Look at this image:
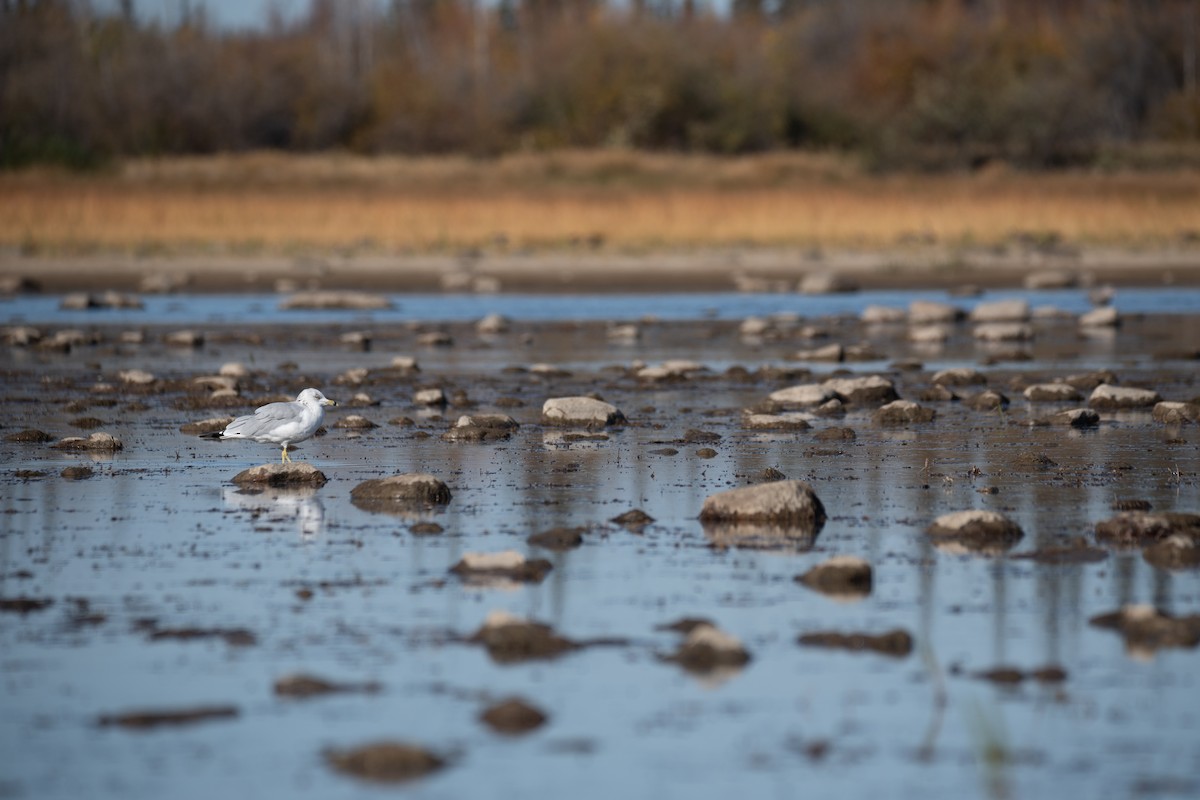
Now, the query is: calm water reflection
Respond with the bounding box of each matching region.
[1,292,1198,800]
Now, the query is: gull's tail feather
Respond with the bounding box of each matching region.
[199,431,225,440]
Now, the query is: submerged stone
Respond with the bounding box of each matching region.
[479,698,548,735]
[873,400,935,425]
[1089,383,1161,410]
[450,551,553,585]
[1023,383,1082,402]
[1152,401,1200,424]
[6,428,53,443]
[926,510,1024,553]
[1143,535,1200,570]
[541,396,626,427]
[1089,605,1200,653]
[273,674,382,699]
[699,480,826,527]
[767,384,835,408]
[743,412,812,431]
[98,705,238,729]
[795,556,873,601]
[350,474,452,513]
[468,610,577,664]
[325,741,445,783]
[932,367,986,386]
[1094,512,1200,546]
[797,629,913,657]
[232,462,328,488]
[610,509,655,531]
[527,527,586,551]
[821,375,898,406]
[663,623,752,673]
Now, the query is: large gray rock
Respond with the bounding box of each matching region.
[932,368,986,387]
[233,462,328,487]
[795,556,873,601]
[873,400,935,425]
[1144,536,1200,571]
[926,510,1024,553]
[1089,384,1161,410]
[700,480,826,526]
[1094,512,1200,546]
[700,481,826,548]
[1153,402,1200,424]
[467,610,577,664]
[1089,605,1200,653]
[541,397,626,427]
[350,474,452,513]
[325,741,444,783]
[449,551,552,586]
[767,384,836,408]
[743,412,812,432]
[663,623,752,674]
[1023,383,1082,402]
[442,413,519,442]
[821,375,898,406]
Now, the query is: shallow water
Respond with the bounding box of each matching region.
[1,291,1199,800]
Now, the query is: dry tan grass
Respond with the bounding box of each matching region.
[2,151,1197,255]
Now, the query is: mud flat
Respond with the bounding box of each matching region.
[1,287,1198,800]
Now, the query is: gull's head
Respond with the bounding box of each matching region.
[298,388,336,407]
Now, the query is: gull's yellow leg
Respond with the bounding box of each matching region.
[281,446,290,464]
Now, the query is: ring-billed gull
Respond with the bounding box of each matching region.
[208,388,336,463]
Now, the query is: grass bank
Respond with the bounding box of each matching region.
[2,151,1198,257]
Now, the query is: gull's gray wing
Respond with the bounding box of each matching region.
[223,401,303,438]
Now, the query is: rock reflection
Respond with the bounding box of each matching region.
[701,520,819,551]
[223,485,325,538]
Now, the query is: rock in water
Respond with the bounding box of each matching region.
[700,480,826,550]
[795,556,873,600]
[325,741,444,783]
[541,397,626,427]
[664,623,752,673]
[873,400,935,425]
[1094,512,1200,546]
[1089,605,1200,654]
[1088,384,1161,410]
[232,462,328,488]
[699,480,826,526]
[797,629,913,657]
[449,551,553,586]
[350,474,452,513]
[467,610,577,664]
[926,510,1024,554]
[479,698,548,735]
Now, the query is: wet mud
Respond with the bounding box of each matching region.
[1,288,1199,799]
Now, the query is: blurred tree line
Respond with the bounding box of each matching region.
[2,0,1198,169]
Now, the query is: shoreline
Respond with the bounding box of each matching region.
[3,246,1200,294]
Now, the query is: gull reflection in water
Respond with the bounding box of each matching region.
[223,485,326,538]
